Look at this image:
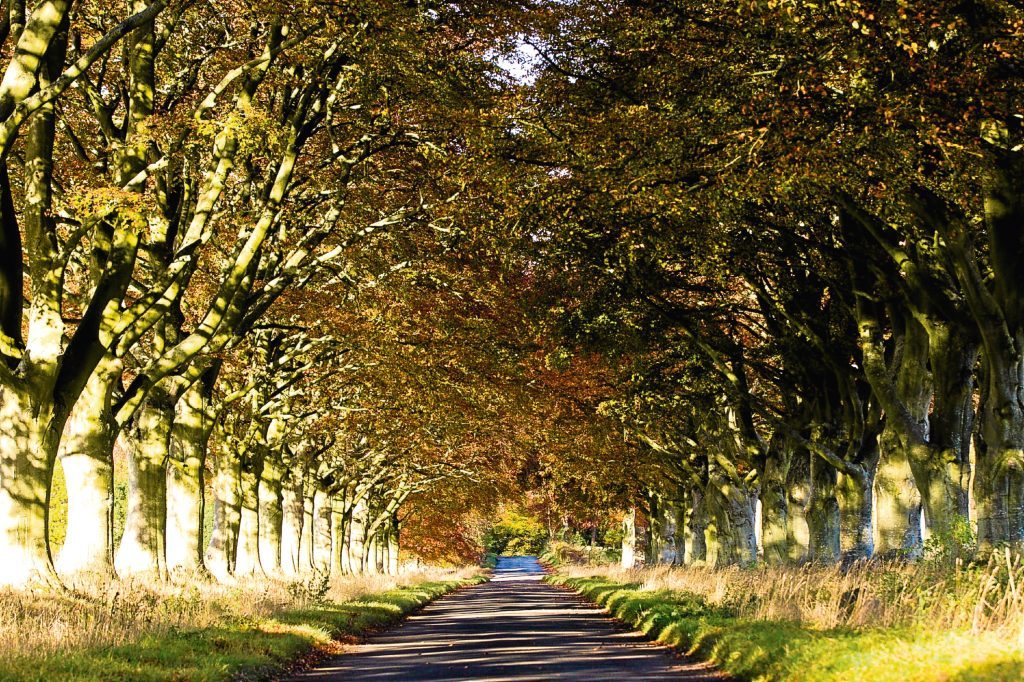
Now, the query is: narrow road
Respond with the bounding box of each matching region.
[290,556,723,681]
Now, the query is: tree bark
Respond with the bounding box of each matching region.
[913,322,976,537]
[0,15,71,587]
[166,378,213,575]
[387,515,400,576]
[873,428,923,556]
[671,492,687,565]
[280,466,304,577]
[300,477,316,573]
[234,454,265,577]
[760,447,792,564]
[0,386,61,586]
[115,392,174,578]
[836,466,875,560]
[55,356,121,580]
[975,355,1024,549]
[205,449,241,581]
[620,507,636,568]
[806,454,840,562]
[313,484,332,573]
[331,494,348,575]
[685,487,707,564]
[643,493,662,564]
[364,531,381,575]
[348,496,367,574]
[704,462,758,566]
[258,456,284,576]
[786,451,811,562]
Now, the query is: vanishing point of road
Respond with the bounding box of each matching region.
[291,556,724,681]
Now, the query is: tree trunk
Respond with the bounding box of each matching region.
[348,497,367,574]
[913,323,977,538]
[0,15,74,588]
[280,471,304,577]
[55,357,121,580]
[0,386,61,586]
[258,457,284,576]
[970,148,1024,552]
[620,507,636,568]
[836,467,875,560]
[234,455,265,577]
[165,452,205,575]
[760,450,792,564]
[165,380,212,575]
[205,450,241,581]
[115,393,173,578]
[644,494,661,564]
[364,531,381,575]
[331,495,348,575]
[313,485,332,573]
[873,429,923,556]
[387,517,400,576]
[671,493,687,565]
[685,488,707,564]
[786,450,811,561]
[806,455,840,562]
[300,482,316,574]
[975,355,1024,550]
[656,499,681,564]
[706,478,758,567]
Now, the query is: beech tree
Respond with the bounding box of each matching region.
[500,0,1024,564]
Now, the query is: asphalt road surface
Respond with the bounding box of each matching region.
[289,555,724,681]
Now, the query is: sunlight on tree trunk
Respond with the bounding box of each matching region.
[348,498,367,574]
[166,381,211,575]
[258,458,284,576]
[280,471,304,577]
[115,396,173,578]
[807,455,841,562]
[0,388,60,586]
[55,357,120,580]
[760,453,791,565]
[205,451,241,581]
[873,431,923,556]
[235,459,265,578]
[837,467,875,560]
[620,508,636,568]
[313,486,332,573]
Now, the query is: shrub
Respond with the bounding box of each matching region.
[483,511,548,555]
[542,539,619,566]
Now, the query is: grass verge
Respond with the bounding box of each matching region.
[548,573,1024,682]
[1,573,484,682]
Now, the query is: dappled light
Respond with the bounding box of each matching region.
[291,557,723,681]
[0,0,1021,679]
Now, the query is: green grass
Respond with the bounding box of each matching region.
[548,574,1024,682]
[1,576,484,682]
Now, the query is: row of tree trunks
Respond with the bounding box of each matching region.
[638,435,973,567]
[50,415,404,585]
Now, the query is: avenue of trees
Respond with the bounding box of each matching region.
[506,0,1024,566]
[0,0,539,586]
[1,0,1022,588]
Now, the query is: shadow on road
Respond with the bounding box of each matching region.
[289,555,724,681]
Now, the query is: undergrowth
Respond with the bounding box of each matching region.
[0,568,482,681]
[551,552,1024,681]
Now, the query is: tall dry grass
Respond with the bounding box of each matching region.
[561,549,1024,639]
[0,566,475,661]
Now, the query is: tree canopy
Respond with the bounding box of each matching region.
[0,0,1021,584]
